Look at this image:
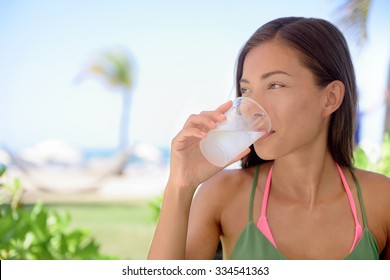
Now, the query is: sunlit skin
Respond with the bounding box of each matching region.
[148,40,390,260]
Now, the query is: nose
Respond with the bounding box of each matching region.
[252,96,269,115]
[251,93,272,128]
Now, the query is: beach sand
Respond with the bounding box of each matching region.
[2,164,169,204]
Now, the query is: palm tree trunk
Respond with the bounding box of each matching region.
[119,90,132,150]
[114,90,132,175]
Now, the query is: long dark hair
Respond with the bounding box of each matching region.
[236,17,357,168]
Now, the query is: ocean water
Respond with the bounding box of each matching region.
[82,147,171,166]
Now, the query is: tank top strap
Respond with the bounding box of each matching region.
[248,165,260,222]
[349,167,368,228]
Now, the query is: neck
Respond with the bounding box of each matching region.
[271,150,341,209]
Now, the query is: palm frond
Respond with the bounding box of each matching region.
[83,48,133,91]
[334,0,372,46]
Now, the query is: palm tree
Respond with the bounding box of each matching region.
[80,47,134,151]
[335,0,372,45]
[335,0,390,134]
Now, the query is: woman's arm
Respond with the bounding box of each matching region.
[147,101,250,259]
[147,181,197,259]
[148,177,224,260]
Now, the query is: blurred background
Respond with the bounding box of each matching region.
[0,0,389,260]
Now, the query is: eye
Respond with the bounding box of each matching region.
[240,87,250,95]
[268,82,283,89]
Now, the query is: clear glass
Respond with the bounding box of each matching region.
[199,97,272,167]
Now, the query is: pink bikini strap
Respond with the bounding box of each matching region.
[336,163,363,251]
[258,164,363,252]
[336,164,359,226]
[257,166,277,247]
[261,166,273,217]
[262,165,361,226]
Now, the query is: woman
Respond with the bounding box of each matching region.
[148,17,390,259]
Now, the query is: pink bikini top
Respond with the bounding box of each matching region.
[257,164,363,253]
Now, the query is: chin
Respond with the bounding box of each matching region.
[253,145,275,160]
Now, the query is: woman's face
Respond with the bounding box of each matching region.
[240,41,329,160]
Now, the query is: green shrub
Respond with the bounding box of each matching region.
[354,133,390,177]
[148,195,163,223]
[0,163,116,259]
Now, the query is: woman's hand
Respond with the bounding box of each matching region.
[167,100,250,189]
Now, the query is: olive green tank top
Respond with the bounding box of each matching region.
[230,165,379,260]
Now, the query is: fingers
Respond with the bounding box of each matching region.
[184,114,217,129]
[183,110,226,130]
[177,127,207,140]
[186,100,232,125]
[215,100,233,114]
[175,100,233,145]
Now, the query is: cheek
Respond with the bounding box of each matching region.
[268,101,314,132]
[253,99,324,159]
[282,93,323,127]
[282,100,324,139]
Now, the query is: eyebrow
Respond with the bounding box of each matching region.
[261,70,291,79]
[239,70,291,84]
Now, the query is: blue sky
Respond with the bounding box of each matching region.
[1,0,389,152]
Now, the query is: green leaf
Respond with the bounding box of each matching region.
[353,146,369,169]
[0,199,117,259]
[354,133,390,178]
[0,164,6,177]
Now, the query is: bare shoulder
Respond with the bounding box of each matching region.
[189,168,254,221]
[194,167,256,206]
[353,168,390,196]
[352,169,390,257]
[352,168,390,220]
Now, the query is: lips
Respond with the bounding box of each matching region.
[260,130,275,139]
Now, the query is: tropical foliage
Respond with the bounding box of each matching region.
[335,0,390,134]
[354,133,390,177]
[0,164,115,260]
[335,0,372,46]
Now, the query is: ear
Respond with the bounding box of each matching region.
[321,80,345,117]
